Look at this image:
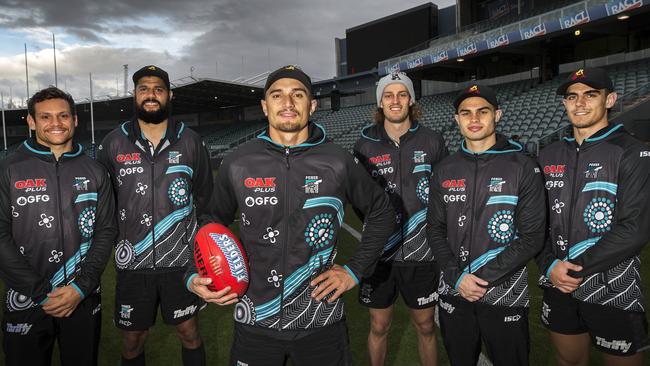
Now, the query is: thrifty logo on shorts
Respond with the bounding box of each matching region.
[5,322,32,335]
[173,305,198,319]
[595,336,632,353]
[417,292,438,306]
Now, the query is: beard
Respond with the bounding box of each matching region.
[135,98,171,124]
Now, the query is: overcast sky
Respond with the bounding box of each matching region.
[0,0,455,107]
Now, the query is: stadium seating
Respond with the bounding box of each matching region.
[311,57,650,154]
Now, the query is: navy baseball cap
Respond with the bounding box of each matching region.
[264,65,313,96]
[556,68,614,96]
[133,65,170,90]
[453,84,499,111]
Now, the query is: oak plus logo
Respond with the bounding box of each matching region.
[15,178,47,192]
[544,164,565,190]
[369,154,393,177]
[116,153,141,165]
[442,179,466,203]
[244,177,276,193]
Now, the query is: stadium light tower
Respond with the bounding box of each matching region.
[123,64,128,96]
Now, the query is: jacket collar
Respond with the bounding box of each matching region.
[19,138,84,162]
[360,120,421,145]
[257,122,327,151]
[562,123,624,149]
[121,118,185,146]
[460,134,522,159]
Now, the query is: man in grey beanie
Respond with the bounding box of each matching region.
[354,72,447,366]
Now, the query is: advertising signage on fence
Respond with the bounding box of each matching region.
[487,34,510,49]
[378,1,648,76]
[431,50,450,63]
[606,0,643,15]
[520,23,547,40]
[560,9,591,29]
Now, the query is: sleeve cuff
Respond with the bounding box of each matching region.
[38,296,49,305]
[186,273,198,291]
[546,259,560,279]
[343,265,359,285]
[454,272,467,290]
[71,282,86,299]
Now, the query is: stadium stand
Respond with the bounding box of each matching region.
[299,57,650,155]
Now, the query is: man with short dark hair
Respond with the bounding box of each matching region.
[0,87,117,365]
[188,65,394,366]
[427,84,546,366]
[354,72,447,366]
[98,65,213,366]
[537,67,650,366]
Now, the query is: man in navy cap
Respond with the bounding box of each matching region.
[98,65,213,366]
[537,67,650,366]
[188,65,394,366]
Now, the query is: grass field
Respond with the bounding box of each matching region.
[2,206,649,365]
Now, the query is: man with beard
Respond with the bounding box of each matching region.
[536,68,650,366]
[427,84,546,365]
[0,87,117,366]
[187,65,394,366]
[353,72,446,366]
[98,65,213,366]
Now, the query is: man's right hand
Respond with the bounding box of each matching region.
[189,276,239,305]
[549,260,583,293]
[457,274,488,302]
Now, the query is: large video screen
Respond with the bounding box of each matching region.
[346,5,437,74]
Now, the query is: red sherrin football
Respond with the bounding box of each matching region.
[194,223,249,297]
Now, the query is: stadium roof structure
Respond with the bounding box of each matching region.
[1,78,264,127]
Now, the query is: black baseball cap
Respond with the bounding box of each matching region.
[133,65,170,90]
[264,65,312,96]
[556,67,614,96]
[453,84,499,111]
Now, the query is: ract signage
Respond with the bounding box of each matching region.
[607,0,643,15]
[457,43,477,57]
[432,50,449,63]
[407,57,424,69]
[487,34,509,49]
[561,10,590,29]
[521,23,547,40]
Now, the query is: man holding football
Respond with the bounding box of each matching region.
[188,65,394,366]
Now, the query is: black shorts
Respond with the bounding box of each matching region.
[229,321,353,366]
[541,287,650,356]
[438,294,529,366]
[358,262,439,309]
[114,269,204,331]
[2,293,101,366]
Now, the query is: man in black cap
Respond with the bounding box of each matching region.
[536,67,650,366]
[427,84,546,365]
[187,65,394,366]
[98,65,213,366]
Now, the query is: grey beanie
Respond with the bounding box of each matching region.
[376,72,415,107]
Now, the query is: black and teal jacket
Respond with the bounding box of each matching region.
[187,122,393,331]
[537,124,650,312]
[98,119,213,272]
[353,121,447,264]
[427,135,546,307]
[0,139,117,311]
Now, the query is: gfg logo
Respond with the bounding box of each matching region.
[443,194,466,203]
[16,194,50,206]
[119,166,144,177]
[545,180,564,189]
[245,196,278,207]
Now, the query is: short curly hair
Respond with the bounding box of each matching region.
[28,87,76,118]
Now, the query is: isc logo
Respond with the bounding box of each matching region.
[641,151,650,158]
[504,315,522,322]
